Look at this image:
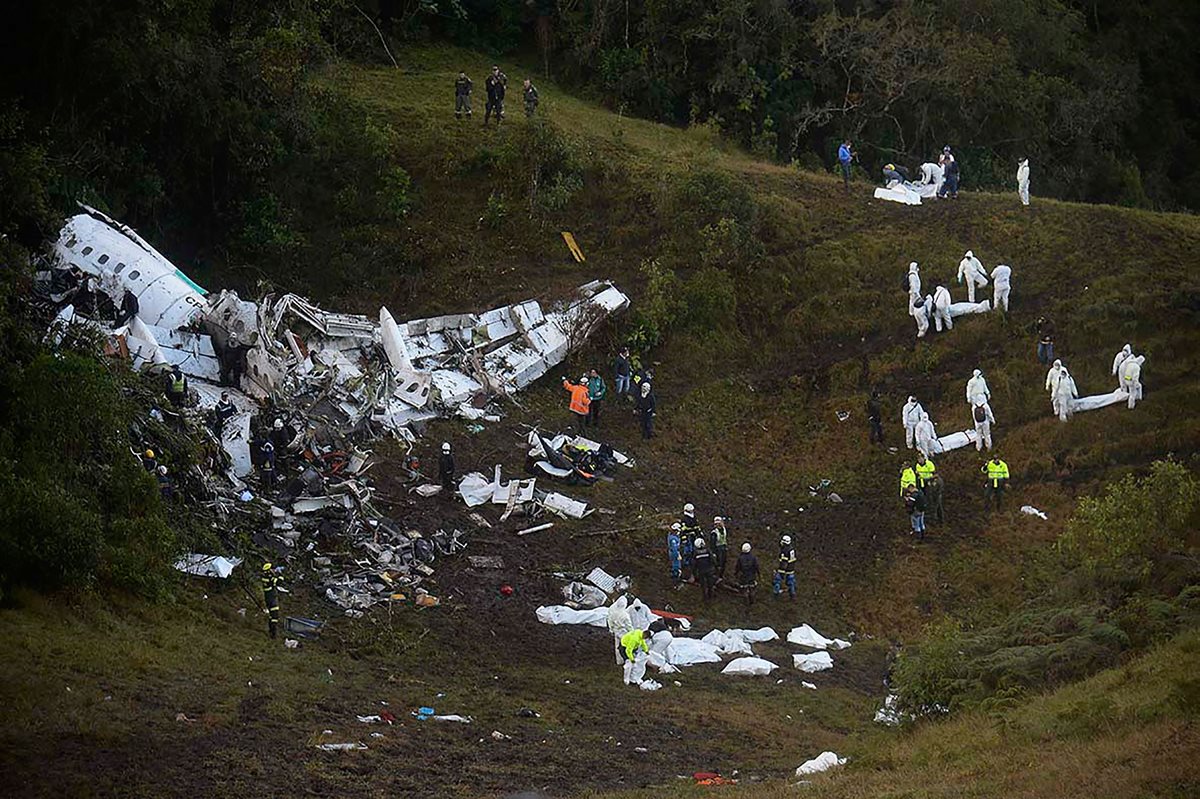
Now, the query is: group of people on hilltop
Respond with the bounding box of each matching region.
[561,347,656,439]
[455,65,539,124]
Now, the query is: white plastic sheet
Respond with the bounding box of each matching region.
[947,300,991,317]
[793,651,835,672]
[535,605,608,627]
[1070,389,1128,413]
[702,630,753,656]
[874,185,922,205]
[786,624,851,650]
[721,656,778,676]
[795,751,847,776]
[665,637,723,666]
[173,553,242,579]
[1020,505,1049,520]
[934,428,979,453]
[727,627,779,643]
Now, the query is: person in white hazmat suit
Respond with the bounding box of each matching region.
[966,369,990,405]
[1121,355,1144,408]
[915,411,939,458]
[920,161,944,191]
[1045,359,1065,400]
[1054,367,1079,421]
[606,595,633,665]
[931,285,953,332]
[902,396,924,449]
[1112,344,1133,390]
[912,294,930,338]
[957,251,988,303]
[971,395,995,451]
[1017,158,1030,206]
[907,262,921,300]
[991,264,1012,312]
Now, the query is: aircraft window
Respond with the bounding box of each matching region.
[66,236,77,248]
[82,246,93,256]
[98,254,110,264]
[128,270,141,280]
[115,263,126,274]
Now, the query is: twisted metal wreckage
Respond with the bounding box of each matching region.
[41,206,629,613]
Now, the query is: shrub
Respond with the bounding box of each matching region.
[1058,459,1199,585]
[482,191,507,229]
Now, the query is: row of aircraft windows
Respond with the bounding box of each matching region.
[77,243,138,280]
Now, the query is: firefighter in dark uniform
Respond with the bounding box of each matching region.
[439,442,456,492]
[454,71,473,119]
[261,562,281,638]
[523,78,539,118]
[773,534,797,600]
[484,65,507,126]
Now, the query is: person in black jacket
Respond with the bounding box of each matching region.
[866,390,884,445]
[614,347,632,397]
[454,71,473,119]
[904,485,928,541]
[114,289,139,327]
[734,542,760,605]
[692,537,715,601]
[523,78,539,117]
[484,65,507,126]
[636,381,656,439]
[439,442,456,491]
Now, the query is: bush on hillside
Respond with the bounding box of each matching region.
[1057,459,1198,587]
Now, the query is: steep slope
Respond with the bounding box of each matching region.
[1,46,1198,799]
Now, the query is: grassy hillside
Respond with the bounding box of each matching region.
[1,45,1198,799]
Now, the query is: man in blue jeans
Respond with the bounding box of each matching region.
[614,347,632,397]
[838,139,854,191]
[1036,316,1055,364]
[904,485,927,541]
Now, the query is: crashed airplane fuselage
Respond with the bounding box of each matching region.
[46,206,629,477]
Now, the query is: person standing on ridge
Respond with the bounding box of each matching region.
[837,139,855,191]
[483,65,507,126]
[735,542,760,605]
[454,71,473,119]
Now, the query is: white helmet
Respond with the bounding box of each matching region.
[273,418,284,429]
[581,373,590,382]
[694,538,706,549]
[741,543,751,553]
[683,503,695,514]
[641,382,651,396]
[781,535,792,545]
[442,442,451,453]
[671,523,681,532]
[713,515,723,523]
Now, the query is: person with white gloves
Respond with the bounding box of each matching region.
[915,411,939,458]
[1045,359,1065,399]
[1054,367,1079,421]
[991,264,1012,312]
[932,285,953,332]
[1017,158,1030,206]
[971,395,995,451]
[912,294,930,338]
[966,369,990,405]
[620,627,651,686]
[957,251,988,302]
[902,396,924,449]
[907,262,921,300]
[1121,355,1144,408]
[1112,344,1133,389]
[606,595,633,665]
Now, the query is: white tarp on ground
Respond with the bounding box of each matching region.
[535,605,608,627]
[796,751,847,776]
[947,300,991,317]
[665,637,723,666]
[726,627,779,644]
[793,651,835,672]
[702,629,754,656]
[874,693,909,726]
[787,624,851,650]
[874,184,922,205]
[1070,388,1129,412]
[174,553,242,578]
[722,656,779,676]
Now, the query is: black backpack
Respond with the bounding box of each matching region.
[973,404,987,423]
[902,272,911,290]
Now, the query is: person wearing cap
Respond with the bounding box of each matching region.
[439,442,456,492]
[261,562,281,639]
[562,375,591,432]
[666,523,682,586]
[709,516,729,580]
[773,535,797,599]
[734,542,760,605]
[982,455,1010,510]
[142,449,158,472]
[156,464,174,501]
[693,537,715,601]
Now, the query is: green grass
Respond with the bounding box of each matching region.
[3,43,1200,799]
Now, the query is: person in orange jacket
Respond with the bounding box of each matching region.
[563,374,591,432]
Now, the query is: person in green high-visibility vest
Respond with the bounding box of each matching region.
[982,455,1010,511]
[165,365,188,408]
